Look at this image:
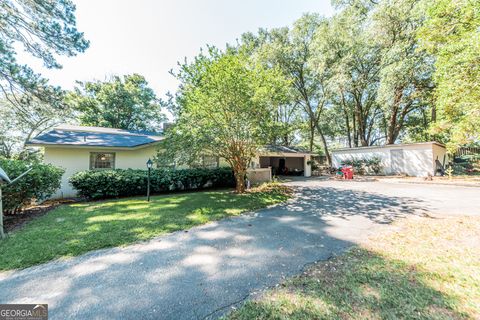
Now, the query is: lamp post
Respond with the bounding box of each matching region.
[146,158,153,202]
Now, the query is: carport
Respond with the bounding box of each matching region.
[253,145,313,177]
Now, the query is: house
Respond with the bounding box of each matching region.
[27,125,314,198]
[27,125,164,198]
[331,142,448,177]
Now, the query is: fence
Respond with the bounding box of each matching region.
[454,147,480,157]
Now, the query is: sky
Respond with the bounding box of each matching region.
[20,0,334,99]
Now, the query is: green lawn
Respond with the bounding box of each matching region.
[227,216,480,320]
[0,187,290,271]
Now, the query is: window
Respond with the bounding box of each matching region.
[90,152,115,170]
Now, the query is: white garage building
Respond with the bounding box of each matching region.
[331,142,447,177]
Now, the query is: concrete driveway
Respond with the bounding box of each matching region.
[0,179,478,319]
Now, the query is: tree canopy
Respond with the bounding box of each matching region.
[2,0,478,162]
[418,0,480,151]
[0,97,73,159]
[0,0,89,105]
[70,74,164,132]
[164,48,289,192]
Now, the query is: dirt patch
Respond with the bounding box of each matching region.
[3,199,78,232]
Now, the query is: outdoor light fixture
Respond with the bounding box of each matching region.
[146,158,153,201]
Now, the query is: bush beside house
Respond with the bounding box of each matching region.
[70,167,236,199]
[0,158,64,214]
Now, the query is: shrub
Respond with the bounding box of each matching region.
[248,181,293,197]
[452,154,480,175]
[0,158,64,214]
[69,167,236,199]
[341,156,383,175]
[365,157,382,174]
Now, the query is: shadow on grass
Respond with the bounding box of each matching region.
[0,189,288,271]
[229,248,468,319]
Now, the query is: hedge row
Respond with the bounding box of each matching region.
[69,167,236,199]
[0,158,64,214]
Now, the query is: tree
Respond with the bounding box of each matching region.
[245,14,333,163]
[313,8,383,147]
[322,0,435,147]
[165,48,289,193]
[70,74,164,131]
[237,31,303,148]
[0,97,74,158]
[418,0,480,151]
[371,0,434,144]
[0,0,88,105]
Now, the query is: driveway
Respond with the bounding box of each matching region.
[0,179,478,319]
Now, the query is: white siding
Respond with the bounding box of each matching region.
[402,147,432,176]
[331,142,446,177]
[332,149,390,173]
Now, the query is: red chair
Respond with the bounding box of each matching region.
[341,166,354,179]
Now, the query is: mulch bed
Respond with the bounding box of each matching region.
[3,199,78,232]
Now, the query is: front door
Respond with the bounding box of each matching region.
[390,149,405,174]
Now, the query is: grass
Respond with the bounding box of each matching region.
[0,186,291,271]
[227,216,480,320]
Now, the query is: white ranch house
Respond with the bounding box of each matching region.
[27,125,313,198]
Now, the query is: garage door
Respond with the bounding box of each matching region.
[390,149,405,174]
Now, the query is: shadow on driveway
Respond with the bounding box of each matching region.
[0,184,432,319]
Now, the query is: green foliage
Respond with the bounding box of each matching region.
[342,156,383,175]
[0,0,88,105]
[312,7,384,147]
[418,0,480,151]
[452,154,480,175]
[241,14,334,160]
[69,167,236,199]
[371,0,434,144]
[164,48,289,192]
[69,74,164,131]
[0,97,74,159]
[0,158,64,213]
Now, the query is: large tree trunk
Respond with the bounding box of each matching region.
[340,91,352,148]
[344,110,352,148]
[309,117,315,151]
[386,88,404,144]
[352,112,359,147]
[234,170,246,193]
[315,124,331,166]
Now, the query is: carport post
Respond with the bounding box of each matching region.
[304,155,312,177]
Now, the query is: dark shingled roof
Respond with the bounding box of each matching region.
[27,125,164,148]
